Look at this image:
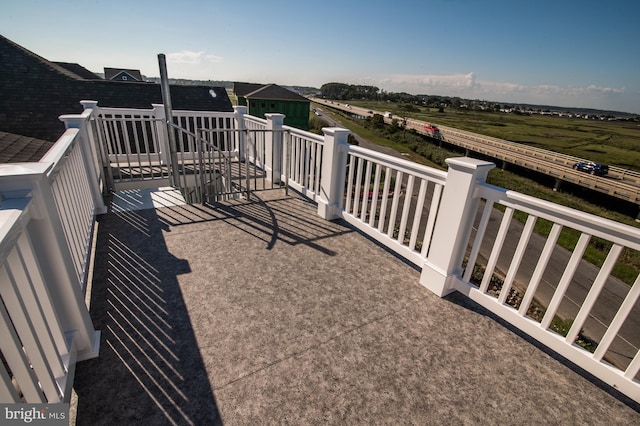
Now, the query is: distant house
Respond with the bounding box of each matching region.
[104,67,143,82]
[0,35,233,156]
[234,82,310,130]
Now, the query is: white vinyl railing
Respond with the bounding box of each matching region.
[172,110,239,154]
[283,126,324,201]
[0,197,76,404]
[41,131,96,287]
[93,105,267,192]
[3,100,637,405]
[0,106,104,403]
[454,180,640,400]
[341,145,446,266]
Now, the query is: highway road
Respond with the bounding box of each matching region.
[312,98,640,206]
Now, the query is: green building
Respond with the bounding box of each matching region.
[234,82,310,130]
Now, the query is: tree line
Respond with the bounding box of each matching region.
[319,82,640,120]
[319,82,466,110]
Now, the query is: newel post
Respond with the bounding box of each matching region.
[79,100,112,194]
[59,109,107,215]
[317,127,350,220]
[420,157,495,296]
[265,113,285,183]
[234,106,247,160]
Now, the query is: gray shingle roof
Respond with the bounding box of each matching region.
[53,62,102,80]
[0,131,53,163]
[233,82,265,97]
[234,82,308,102]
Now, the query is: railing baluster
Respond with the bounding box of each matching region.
[593,273,640,361]
[0,264,54,402]
[480,207,514,293]
[387,171,403,238]
[463,199,493,281]
[309,139,317,194]
[0,357,20,402]
[353,157,364,217]
[625,350,640,380]
[498,214,537,305]
[303,139,310,190]
[294,136,302,185]
[409,178,428,251]
[397,175,414,244]
[0,267,46,403]
[420,182,442,258]
[51,175,81,280]
[377,167,392,233]
[345,155,356,214]
[121,117,134,178]
[540,233,591,330]
[518,223,562,316]
[4,248,61,402]
[369,164,382,227]
[565,244,624,344]
[131,118,144,178]
[360,160,372,222]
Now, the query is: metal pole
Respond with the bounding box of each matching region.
[158,54,181,189]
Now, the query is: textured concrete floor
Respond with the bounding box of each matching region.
[72,189,639,425]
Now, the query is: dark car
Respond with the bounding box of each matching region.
[573,161,609,176]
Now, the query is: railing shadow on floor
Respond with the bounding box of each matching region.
[72,207,222,425]
[72,190,357,424]
[154,193,356,255]
[442,290,640,413]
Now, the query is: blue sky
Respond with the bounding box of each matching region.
[2,0,639,113]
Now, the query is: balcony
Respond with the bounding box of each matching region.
[1,102,639,423]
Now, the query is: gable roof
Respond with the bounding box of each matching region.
[0,35,234,152]
[0,131,53,163]
[104,67,143,81]
[53,62,102,80]
[233,82,265,97]
[245,84,308,102]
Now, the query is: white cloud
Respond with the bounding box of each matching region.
[166,50,223,64]
[374,72,631,110]
[584,85,624,94]
[204,54,223,63]
[385,73,477,91]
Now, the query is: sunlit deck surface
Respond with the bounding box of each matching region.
[72,188,639,425]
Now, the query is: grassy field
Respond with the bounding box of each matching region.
[346,101,640,171]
